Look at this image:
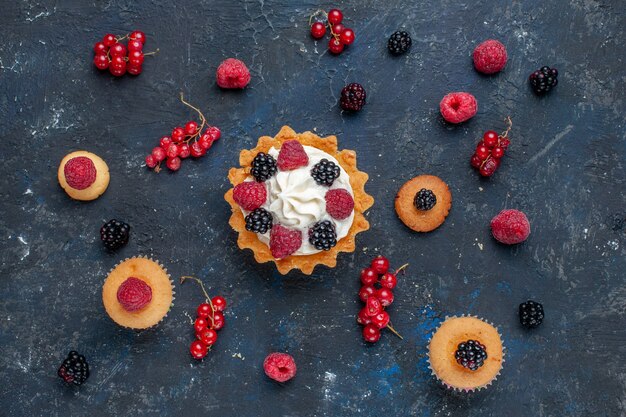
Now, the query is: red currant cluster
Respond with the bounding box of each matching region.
[181,276,228,360]
[92,31,157,77]
[145,93,221,172]
[309,8,356,55]
[357,256,407,343]
[470,117,513,177]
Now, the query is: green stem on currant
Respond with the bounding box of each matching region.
[395,263,409,275]
[387,322,403,340]
[179,275,215,317]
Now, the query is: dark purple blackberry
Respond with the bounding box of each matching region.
[519,300,544,328]
[100,219,130,250]
[308,220,337,251]
[58,351,89,385]
[529,66,558,94]
[340,83,366,111]
[388,31,412,55]
[311,159,340,186]
[245,208,273,234]
[454,340,487,371]
[251,152,277,182]
[414,188,437,211]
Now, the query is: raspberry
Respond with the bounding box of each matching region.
[440,92,477,124]
[490,209,531,245]
[473,39,507,74]
[263,352,297,382]
[269,224,302,259]
[325,189,354,220]
[216,58,251,89]
[233,181,267,211]
[277,140,309,171]
[116,277,152,311]
[64,157,97,190]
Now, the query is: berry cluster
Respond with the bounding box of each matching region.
[58,351,89,386]
[92,31,157,77]
[309,8,356,55]
[181,276,227,360]
[357,256,408,343]
[470,117,512,177]
[145,93,221,172]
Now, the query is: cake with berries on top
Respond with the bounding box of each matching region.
[58,151,110,201]
[102,256,174,329]
[428,316,504,392]
[395,175,452,232]
[225,126,374,275]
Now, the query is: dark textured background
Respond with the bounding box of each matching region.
[1,1,625,416]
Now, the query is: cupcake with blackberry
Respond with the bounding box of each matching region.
[427,315,504,391]
[224,126,374,275]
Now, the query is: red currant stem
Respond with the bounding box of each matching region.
[179,276,216,316]
[500,116,512,139]
[387,322,403,340]
[395,263,409,275]
[308,9,328,27]
[143,48,160,57]
[154,163,161,173]
[116,33,130,42]
[479,155,492,169]
[179,93,207,142]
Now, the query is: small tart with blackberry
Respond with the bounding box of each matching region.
[395,174,451,232]
[102,256,174,329]
[428,316,504,392]
[225,126,374,275]
[58,151,110,201]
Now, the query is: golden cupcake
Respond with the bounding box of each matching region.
[428,315,504,392]
[58,151,110,201]
[395,174,452,232]
[102,256,174,329]
[224,126,374,275]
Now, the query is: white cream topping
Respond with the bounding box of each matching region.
[240,145,354,256]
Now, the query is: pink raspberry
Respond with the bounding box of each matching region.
[64,157,97,190]
[439,92,478,124]
[233,181,267,211]
[263,352,297,382]
[216,58,251,89]
[490,209,531,245]
[269,225,302,259]
[116,277,152,311]
[473,39,507,74]
[325,189,354,220]
[277,140,309,171]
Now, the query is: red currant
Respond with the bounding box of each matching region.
[109,64,126,77]
[130,30,146,44]
[179,143,191,159]
[340,28,355,45]
[184,121,198,136]
[212,311,225,330]
[197,303,212,318]
[110,56,125,67]
[362,324,381,343]
[166,157,181,171]
[491,147,504,159]
[370,256,389,274]
[197,328,218,346]
[109,43,127,57]
[358,285,375,302]
[379,272,397,289]
[151,147,166,162]
[366,296,382,316]
[479,157,499,177]
[310,22,326,39]
[476,145,490,160]
[166,144,180,158]
[93,54,109,70]
[190,142,205,157]
[194,317,208,333]
[206,126,221,141]
[327,8,343,25]
[376,288,394,306]
[357,307,372,325]
[499,138,510,150]
[102,34,117,47]
[211,296,227,312]
[328,38,344,54]
[127,39,143,52]
[171,127,185,143]
[470,153,483,168]
[127,64,142,76]
[145,154,157,168]
[332,24,345,35]
[190,340,208,360]
[483,130,499,148]
[128,51,144,65]
[199,136,213,150]
[360,267,378,286]
[371,311,390,329]
[94,42,107,54]
[159,136,172,150]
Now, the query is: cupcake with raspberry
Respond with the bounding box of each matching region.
[58,151,110,201]
[224,126,374,275]
[102,256,174,329]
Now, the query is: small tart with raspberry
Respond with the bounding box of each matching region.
[102,256,174,329]
[395,174,452,232]
[428,316,504,392]
[225,126,374,275]
[57,151,110,201]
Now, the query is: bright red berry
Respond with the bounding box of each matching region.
[151,147,166,162]
[190,142,205,157]
[159,136,172,150]
[211,296,227,312]
[109,43,127,57]
[277,140,309,171]
[332,24,345,35]
[325,189,354,220]
[327,8,343,25]
[184,121,198,136]
[166,157,181,171]
[171,127,185,143]
[476,145,490,160]
[340,28,355,45]
[199,135,213,150]
[483,131,499,147]
[128,50,144,65]
[179,143,191,159]
[376,288,394,306]
[263,352,297,382]
[439,92,478,124]
[480,157,499,177]
[206,126,221,141]
[379,272,397,289]
[216,58,251,89]
[491,209,531,245]
[233,181,267,211]
[370,256,389,274]
[109,63,126,77]
[110,55,125,68]
[357,307,372,325]
[127,39,143,52]
[130,30,146,44]
[197,328,218,346]
[371,311,390,329]
[360,267,378,286]
[328,38,344,54]
[470,153,483,168]
[166,144,180,158]
[499,138,511,150]
[366,296,382,317]
[362,324,381,343]
[194,317,208,333]
[127,63,142,76]
[269,224,302,259]
[492,147,504,159]
[145,154,157,168]
[102,34,117,47]
[94,42,107,54]
[197,303,212,318]
[93,54,109,70]
[212,311,225,330]
[190,340,208,360]
[310,22,326,39]
[358,285,375,302]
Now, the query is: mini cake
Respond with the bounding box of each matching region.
[428,316,504,391]
[58,151,110,201]
[102,256,174,329]
[224,126,374,275]
[395,175,452,232]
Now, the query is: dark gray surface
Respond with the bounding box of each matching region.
[1,1,625,416]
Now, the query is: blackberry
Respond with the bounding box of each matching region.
[58,351,89,385]
[308,220,337,251]
[454,340,487,371]
[251,152,277,182]
[529,66,558,94]
[311,159,340,186]
[519,300,544,328]
[387,31,412,55]
[340,83,366,111]
[245,208,273,234]
[100,219,130,250]
[414,188,437,211]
